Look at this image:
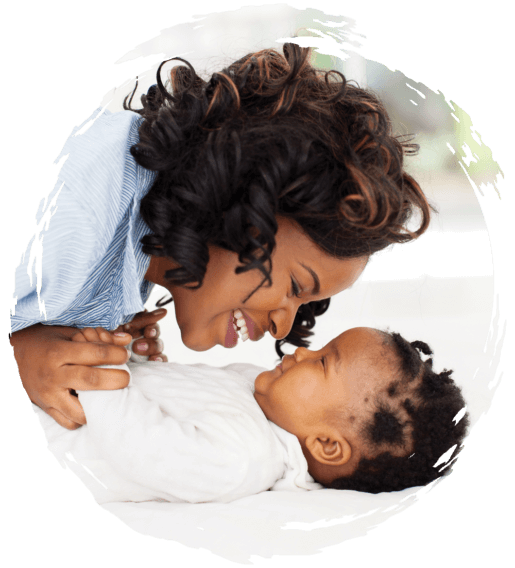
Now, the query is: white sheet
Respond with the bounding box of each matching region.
[27,298,505,565]
[32,363,444,564]
[26,288,506,565]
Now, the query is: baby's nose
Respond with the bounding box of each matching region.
[293,346,312,362]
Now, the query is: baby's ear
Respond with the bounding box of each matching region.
[305,431,352,467]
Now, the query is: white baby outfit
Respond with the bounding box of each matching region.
[36,361,321,504]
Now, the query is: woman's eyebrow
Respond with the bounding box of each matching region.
[300,263,320,295]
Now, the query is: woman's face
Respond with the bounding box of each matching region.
[147,217,368,352]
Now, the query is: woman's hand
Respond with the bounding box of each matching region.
[114,308,168,362]
[10,324,133,430]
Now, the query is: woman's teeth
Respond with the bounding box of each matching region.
[233,309,249,341]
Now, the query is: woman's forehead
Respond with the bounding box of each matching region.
[274,218,369,291]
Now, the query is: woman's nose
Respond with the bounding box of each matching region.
[268,305,298,341]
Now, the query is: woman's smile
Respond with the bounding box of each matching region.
[224,309,265,348]
[146,217,368,352]
[238,309,263,342]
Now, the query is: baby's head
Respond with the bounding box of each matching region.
[254,327,469,493]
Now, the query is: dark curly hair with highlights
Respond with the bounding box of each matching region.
[328,332,470,493]
[124,43,433,357]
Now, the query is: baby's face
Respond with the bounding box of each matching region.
[254,327,391,439]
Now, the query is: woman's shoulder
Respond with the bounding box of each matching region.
[67,109,143,152]
[55,108,151,221]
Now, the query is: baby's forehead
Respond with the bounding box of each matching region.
[332,328,400,387]
[332,327,391,359]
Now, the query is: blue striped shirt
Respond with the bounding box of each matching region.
[11,108,157,333]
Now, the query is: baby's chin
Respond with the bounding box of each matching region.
[253,390,276,426]
[254,370,265,394]
[254,368,275,397]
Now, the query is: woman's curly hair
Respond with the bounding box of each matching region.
[329,333,470,493]
[124,43,432,356]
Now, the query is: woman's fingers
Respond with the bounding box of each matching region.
[132,338,164,357]
[63,339,131,367]
[72,323,167,364]
[46,357,130,429]
[71,328,132,346]
[149,353,168,362]
[123,309,167,337]
[67,366,131,391]
[46,407,82,431]
[11,323,135,432]
[58,391,87,425]
[73,327,110,343]
[144,323,160,339]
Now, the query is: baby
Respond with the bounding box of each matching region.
[254,327,469,493]
[37,326,468,503]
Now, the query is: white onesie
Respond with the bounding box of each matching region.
[36,361,321,504]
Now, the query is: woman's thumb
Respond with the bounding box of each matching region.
[145,308,168,323]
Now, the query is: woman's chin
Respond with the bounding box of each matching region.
[180,331,214,352]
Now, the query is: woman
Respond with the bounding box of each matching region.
[10,44,431,430]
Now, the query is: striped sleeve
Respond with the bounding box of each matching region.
[10,109,151,333]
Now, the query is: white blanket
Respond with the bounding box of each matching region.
[36,361,321,504]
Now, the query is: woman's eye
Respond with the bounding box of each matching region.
[290,277,302,298]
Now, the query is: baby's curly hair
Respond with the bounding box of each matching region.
[329,332,469,493]
[125,43,433,356]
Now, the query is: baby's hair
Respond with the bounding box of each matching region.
[125,44,433,356]
[329,332,469,493]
